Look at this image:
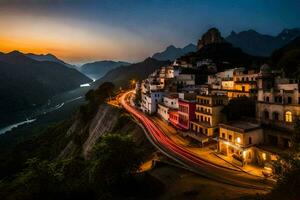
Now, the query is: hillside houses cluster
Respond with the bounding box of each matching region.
[136,60,300,169]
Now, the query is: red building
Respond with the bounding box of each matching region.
[168,110,179,128]
[178,99,196,130]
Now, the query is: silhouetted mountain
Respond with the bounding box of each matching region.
[152,44,196,61]
[226,28,300,56]
[95,58,169,87]
[270,36,300,78]
[0,51,92,113]
[179,42,265,72]
[26,53,77,68]
[197,27,224,50]
[80,60,130,80]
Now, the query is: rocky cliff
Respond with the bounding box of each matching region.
[59,103,154,159]
[197,28,224,50]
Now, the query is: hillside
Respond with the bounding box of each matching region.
[26,53,76,68]
[0,51,92,113]
[80,60,130,80]
[226,28,300,56]
[0,84,158,199]
[179,42,265,72]
[270,36,300,78]
[95,58,169,87]
[152,44,196,61]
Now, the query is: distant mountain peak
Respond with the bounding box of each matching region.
[152,44,196,61]
[80,60,130,80]
[197,27,224,50]
[8,50,23,56]
[166,45,177,50]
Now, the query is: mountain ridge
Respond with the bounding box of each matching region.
[80,60,130,80]
[0,51,92,113]
[226,28,300,56]
[152,43,197,61]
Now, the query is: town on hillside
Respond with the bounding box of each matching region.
[131,47,299,177]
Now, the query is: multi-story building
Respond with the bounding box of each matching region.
[256,65,300,148]
[169,110,180,128]
[178,99,196,130]
[211,68,259,99]
[141,91,164,114]
[175,74,195,86]
[190,94,227,137]
[218,120,264,166]
[157,94,179,121]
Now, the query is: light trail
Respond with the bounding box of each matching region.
[119,91,275,191]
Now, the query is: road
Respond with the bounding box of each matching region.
[119,91,274,191]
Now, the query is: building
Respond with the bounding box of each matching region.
[141,91,164,114]
[169,110,180,128]
[190,94,227,137]
[256,65,300,148]
[157,94,179,121]
[175,74,195,86]
[218,120,264,166]
[178,99,196,130]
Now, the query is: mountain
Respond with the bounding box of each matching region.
[178,28,266,72]
[95,58,169,87]
[226,28,300,56]
[80,60,130,80]
[0,51,92,113]
[197,27,224,50]
[270,36,300,78]
[26,53,77,68]
[152,43,196,61]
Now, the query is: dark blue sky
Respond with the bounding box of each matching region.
[1,0,299,63]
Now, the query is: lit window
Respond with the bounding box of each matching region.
[236,137,241,143]
[262,153,266,160]
[285,111,293,122]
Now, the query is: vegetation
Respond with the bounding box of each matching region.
[271,36,300,78]
[263,120,300,200]
[222,96,256,121]
[0,133,150,200]
[80,82,114,121]
[134,87,142,106]
[0,123,161,200]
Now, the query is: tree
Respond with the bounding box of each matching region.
[134,87,142,106]
[89,134,143,191]
[267,120,300,200]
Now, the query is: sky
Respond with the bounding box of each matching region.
[0,0,300,64]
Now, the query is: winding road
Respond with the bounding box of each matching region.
[120,91,275,191]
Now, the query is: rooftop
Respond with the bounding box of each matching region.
[219,120,261,133]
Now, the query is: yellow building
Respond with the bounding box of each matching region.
[216,69,259,99]
[190,95,227,137]
[218,120,264,166]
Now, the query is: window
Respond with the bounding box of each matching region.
[229,135,232,141]
[288,97,292,104]
[264,110,269,120]
[285,111,293,122]
[249,137,252,145]
[266,96,269,102]
[222,133,225,138]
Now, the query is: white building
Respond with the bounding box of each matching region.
[157,94,179,121]
[141,92,164,114]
